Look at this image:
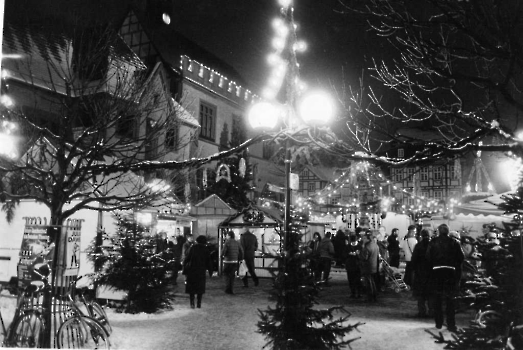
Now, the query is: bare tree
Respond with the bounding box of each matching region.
[0,20,262,228]
[331,0,523,164]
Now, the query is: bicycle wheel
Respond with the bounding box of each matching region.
[56,315,110,349]
[5,311,45,348]
[88,302,112,334]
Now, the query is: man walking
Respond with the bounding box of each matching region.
[426,224,464,332]
[240,229,259,287]
[222,231,243,294]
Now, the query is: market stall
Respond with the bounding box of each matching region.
[218,205,283,277]
[190,194,237,237]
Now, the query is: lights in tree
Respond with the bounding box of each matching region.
[239,158,246,178]
[0,119,17,159]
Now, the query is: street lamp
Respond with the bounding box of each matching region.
[247,90,335,259]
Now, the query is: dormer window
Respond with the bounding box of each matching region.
[398,148,404,158]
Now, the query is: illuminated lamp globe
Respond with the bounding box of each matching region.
[162,13,171,25]
[298,90,335,126]
[248,101,281,130]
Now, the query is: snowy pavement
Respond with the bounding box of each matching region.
[1,270,472,349]
[107,270,471,350]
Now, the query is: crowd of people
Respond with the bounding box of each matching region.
[155,223,488,332]
[307,223,467,332]
[155,228,262,309]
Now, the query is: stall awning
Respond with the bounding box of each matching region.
[454,192,509,217]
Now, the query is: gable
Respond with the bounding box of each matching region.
[119,11,159,66]
[300,165,334,182]
[195,194,232,210]
[3,20,146,97]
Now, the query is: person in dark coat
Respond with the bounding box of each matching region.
[171,234,185,285]
[183,235,213,309]
[345,235,362,298]
[387,228,401,268]
[332,230,347,267]
[426,224,464,332]
[240,229,259,287]
[308,232,322,275]
[411,229,433,317]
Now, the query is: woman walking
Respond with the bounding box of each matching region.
[183,235,213,308]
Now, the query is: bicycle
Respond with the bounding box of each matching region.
[72,276,112,335]
[1,263,49,348]
[52,274,111,349]
[55,313,109,349]
[10,261,110,349]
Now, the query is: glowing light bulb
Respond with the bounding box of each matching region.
[293,40,307,52]
[272,37,286,50]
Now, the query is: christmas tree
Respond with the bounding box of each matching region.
[257,210,362,349]
[87,214,174,313]
[428,188,523,349]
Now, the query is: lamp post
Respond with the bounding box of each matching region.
[248,90,335,260]
[247,0,335,265]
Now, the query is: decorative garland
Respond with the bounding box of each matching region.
[243,208,265,224]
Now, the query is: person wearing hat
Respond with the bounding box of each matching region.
[182,235,213,309]
[426,224,464,332]
[400,225,418,287]
[410,229,433,318]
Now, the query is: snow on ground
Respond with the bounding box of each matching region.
[1,272,471,350]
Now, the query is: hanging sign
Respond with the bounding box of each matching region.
[289,173,299,190]
[17,218,51,288]
[63,219,83,277]
[216,164,231,183]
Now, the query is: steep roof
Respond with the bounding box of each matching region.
[2,20,146,95]
[127,9,247,87]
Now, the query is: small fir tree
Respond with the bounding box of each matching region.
[87,214,174,313]
[257,208,362,349]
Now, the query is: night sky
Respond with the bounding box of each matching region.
[5,0,392,94]
[166,0,390,93]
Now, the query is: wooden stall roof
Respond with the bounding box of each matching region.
[190,194,237,217]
